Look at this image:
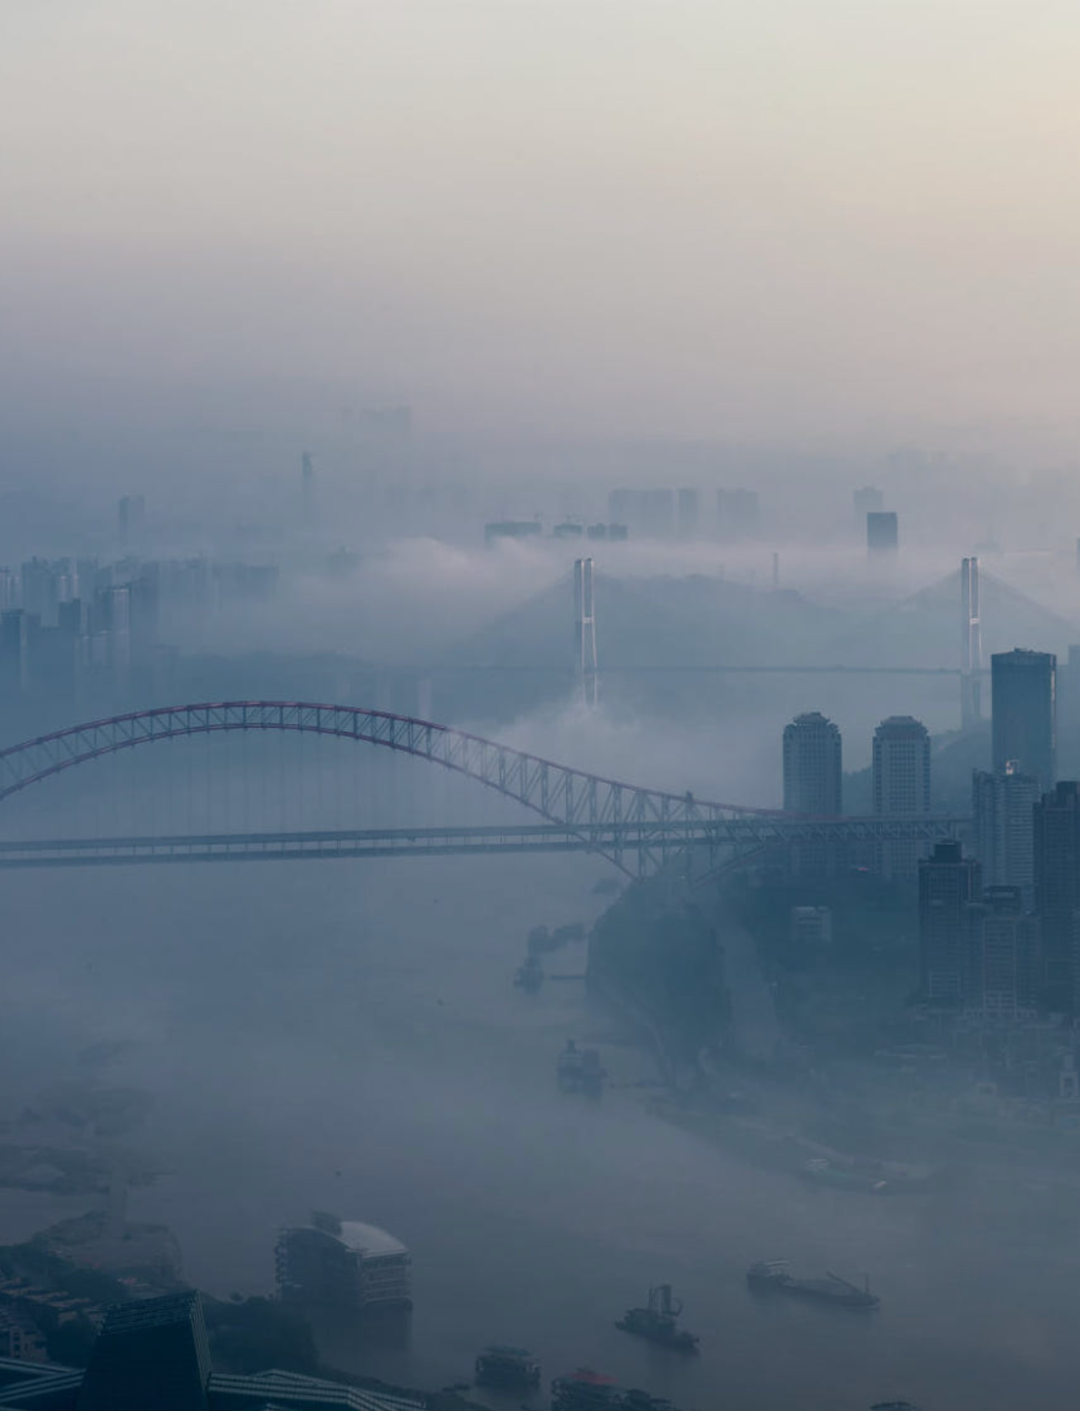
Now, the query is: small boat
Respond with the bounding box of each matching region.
[551,1368,679,1411]
[474,1343,541,1388]
[747,1260,879,1310]
[800,1158,890,1193]
[615,1284,699,1353]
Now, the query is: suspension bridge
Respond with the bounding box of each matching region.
[0,700,961,877]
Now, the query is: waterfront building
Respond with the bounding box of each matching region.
[276,1213,412,1312]
[991,648,1056,791]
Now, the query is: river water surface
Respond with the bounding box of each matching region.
[1,856,1077,1411]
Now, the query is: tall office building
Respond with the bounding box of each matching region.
[918,841,981,1005]
[972,765,1037,908]
[717,488,760,542]
[1034,780,1080,1014]
[991,648,1056,790]
[963,885,1040,1020]
[872,716,930,879]
[77,1291,211,1410]
[866,511,899,553]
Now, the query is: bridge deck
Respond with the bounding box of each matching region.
[0,817,968,869]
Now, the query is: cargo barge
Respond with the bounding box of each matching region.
[747,1260,879,1310]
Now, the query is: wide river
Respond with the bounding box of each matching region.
[1,854,1078,1411]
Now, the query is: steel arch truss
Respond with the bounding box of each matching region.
[0,701,964,877]
[0,701,771,876]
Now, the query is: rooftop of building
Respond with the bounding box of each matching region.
[992,647,1056,663]
[0,1358,76,1388]
[787,711,837,728]
[875,715,928,733]
[337,1224,407,1260]
[0,1366,84,1407]
[96,1288,202,1334]
[207,1368,423,1411]
[284,1222,407,1261]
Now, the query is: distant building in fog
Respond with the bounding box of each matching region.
[972,765,1037,908]
[677,487,699,538]
[963,885,1039,1020]
[991,648,1056,791]
[716,488,760,542]
[1034,780,1080,1014]
[918,840,981,1006]
[872,715,930,879]
[301,451,315,524]
[118,495,146,549]
[866,511,898,553]
[586,523,628,542]
[783,711,842,878]
[1057,644,1080,778]
[783,712,842,815]
[853,486,884,529]
[608,489,674,538]
[0,610,35,695]
[484,520,542,546]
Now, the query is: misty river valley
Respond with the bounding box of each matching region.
[0,854,1078,1411]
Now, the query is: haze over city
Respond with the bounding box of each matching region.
[1,6,1080,1411]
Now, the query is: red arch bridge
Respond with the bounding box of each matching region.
[0,701,964,878]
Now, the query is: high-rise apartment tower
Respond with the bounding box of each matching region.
[872,716,930,879]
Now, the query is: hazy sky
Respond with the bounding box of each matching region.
[2,2,1080,456]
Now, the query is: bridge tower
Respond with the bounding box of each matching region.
[573,557,599,708]
[960,556,982,728]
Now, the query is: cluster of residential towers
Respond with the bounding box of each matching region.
[782,648,1080,1022]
